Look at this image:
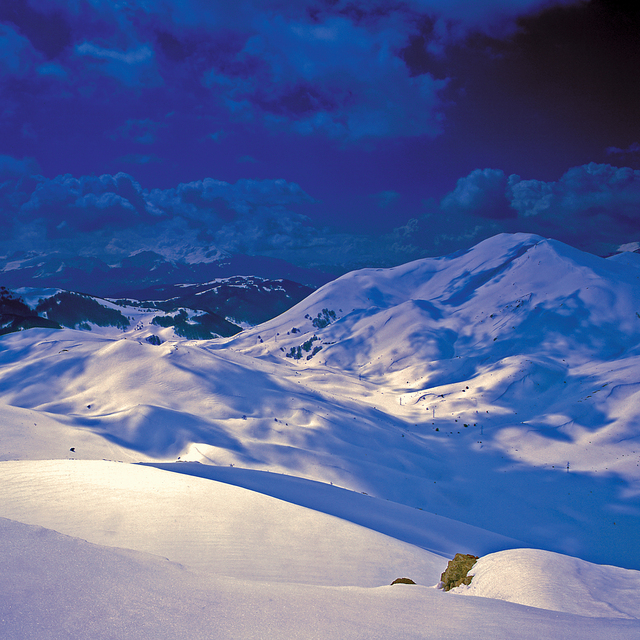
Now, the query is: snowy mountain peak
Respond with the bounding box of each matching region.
[226,233,640,377]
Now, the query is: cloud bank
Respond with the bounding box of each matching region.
[0,167,319,261]
[435,163,640,255]
[1,159,638,274]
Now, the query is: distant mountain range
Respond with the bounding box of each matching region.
[0,274,315,340]
[0,249,333,296]
[0,247,326,339]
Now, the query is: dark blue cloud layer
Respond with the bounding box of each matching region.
[2,1,637,151]
[0,0,592,149]
[1,1,639,271]
[438,163,640,255]
[4,169,311,227]
[1,161,638,273]
[0,164,331,264]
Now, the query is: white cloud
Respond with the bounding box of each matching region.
[73,41,159,86]
[75,42,154,64]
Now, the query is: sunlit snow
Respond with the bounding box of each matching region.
[1,233,639,638]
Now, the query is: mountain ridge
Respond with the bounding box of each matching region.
[0,249,333,296]
[0,274,315,340]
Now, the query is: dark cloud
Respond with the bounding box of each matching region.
[118,153,163,166]
[413,196,503,256]
[112,118,164,144]
[1,1,637,272]
[195,10,450,140]
[309,0,572,32]
[143,177,317,247]
[0,167,320,262]
[440,168,515,219]
[508,163,640,252]
[607,143,640,156]
[0,0,607,184]
[0,161,428,271]
[373,190,401,208]
[0,1,452,140]
[434,162,640,255]
[400,16,448,79]
[2,154,638,273]
[0,154,40,179]
[431,0,640,176]
[17,173,149,234]
[606,143,640,169]
[155,30,190,63]
[0,22,41,77]
[0,0,72,59]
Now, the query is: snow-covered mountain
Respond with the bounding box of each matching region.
[0,249,331,295]
[207,233,640,565]
[1,274,314,340]
[116,275,314,328]
[1,232,639,639]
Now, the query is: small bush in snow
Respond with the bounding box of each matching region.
[440,553,478,591]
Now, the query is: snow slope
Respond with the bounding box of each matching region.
[0,459,446,587]
[3,513,640,640]
[4,518,637,640]
[1,233,640,638]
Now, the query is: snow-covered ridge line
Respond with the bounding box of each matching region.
[1,273,314,340]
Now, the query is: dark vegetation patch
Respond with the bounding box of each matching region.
[309,308,336,329]
[0,286,60,335]
[390,577,416,585]
[286,335,323,360]
[36,292,130,330]
[152,309,240,339]
[440,553,479,591]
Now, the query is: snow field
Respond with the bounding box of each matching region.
[2,233,640,638]
[2,462,639,639]
[1,317,637,567]
[4,518,637,640]
[0,459,446,587]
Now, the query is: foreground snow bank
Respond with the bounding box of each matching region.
[451,548,640,619]
[2,517,638,640]
[0,459,446,587]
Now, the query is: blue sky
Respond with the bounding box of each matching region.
[1,0,639,274]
